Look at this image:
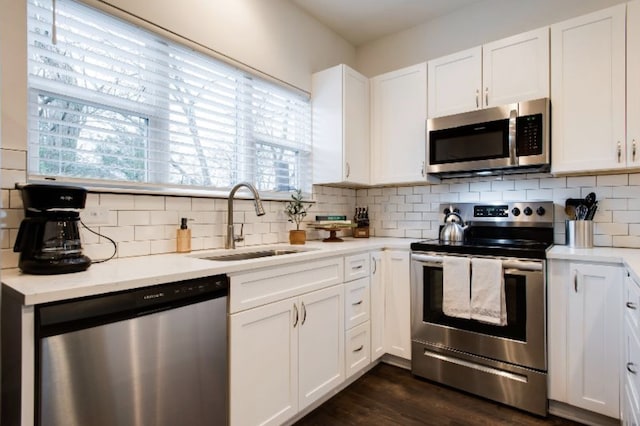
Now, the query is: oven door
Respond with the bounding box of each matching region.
[410,252,546,371]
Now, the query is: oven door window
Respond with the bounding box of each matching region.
[422,265,526,341]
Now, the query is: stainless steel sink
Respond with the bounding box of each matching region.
[200,249,306,261]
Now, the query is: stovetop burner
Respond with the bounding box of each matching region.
[411,201,555,260]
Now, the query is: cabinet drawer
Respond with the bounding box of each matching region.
[626,273,640,331]
[345,321,370,379]
[344,252,370,282]
[345,277,370,329]
[229,257,344,313]
[624,382,640,426]
[626,318,640,402]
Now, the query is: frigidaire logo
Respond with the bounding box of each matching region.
[144,292,164,300]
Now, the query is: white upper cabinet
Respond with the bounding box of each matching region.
[370,62,427,185]
[550,4,626,174]
[428,27,549,118]
[628,1,640,169]
[428,47,482,118]
[482,28,549,107]
[312,64,370,185]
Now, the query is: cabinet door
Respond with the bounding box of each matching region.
[551,5,626,174]
[628,1,640,168]
[345,277,370,329]
[229,299,298,426]
[427,47,481,117]
[312,64,369,185]
[298,284,345,410]
[370,251,385,361]
[568,263,623,418]
[344,66,370,184]
[371,63,427,185]
[384,250,411,360]
[482,27,549,107]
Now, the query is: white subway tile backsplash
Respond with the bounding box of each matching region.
[101,193,135,209]
[539,177,567,189]
[2,169,26,189]
[118,211,151,226]
[134,195,165,211]
[166,196,192,211]
[118,240,151,257]
[1,149,26,170]
[597,174,628,186]
[567,176,596,188]
[491,180,515,191]
[525,189,553,200]
[469,181,491,192]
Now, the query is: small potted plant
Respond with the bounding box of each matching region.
[285,188,312,245]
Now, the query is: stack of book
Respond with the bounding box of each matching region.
[309,215,353,228]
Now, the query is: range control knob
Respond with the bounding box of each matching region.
[453,208,460,214]
[444,207,451,215]
[511,207,521,216]
[536,206,546,216]
[523,207,533,216]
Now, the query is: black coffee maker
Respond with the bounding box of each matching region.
[13,184,91,275]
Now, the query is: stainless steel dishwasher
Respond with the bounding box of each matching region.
[35,274,228,426]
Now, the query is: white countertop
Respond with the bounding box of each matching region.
[548,245,640,283]
[2,237,415,306]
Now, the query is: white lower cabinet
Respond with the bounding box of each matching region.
[370,250,385,361]
[345,321,371,378]
[229,284,344,426]
[383,250,411,360]
[548,259,623,419]
[623,271,640,425]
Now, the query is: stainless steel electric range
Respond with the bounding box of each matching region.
[410,201,554,416]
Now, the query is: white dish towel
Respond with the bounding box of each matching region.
[443,256,471,319]
[470,257,506,326]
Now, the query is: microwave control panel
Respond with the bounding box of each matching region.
[516,113,543,156]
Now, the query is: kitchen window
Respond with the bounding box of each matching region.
[26,0,312,196]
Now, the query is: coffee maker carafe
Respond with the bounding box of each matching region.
[13,184,91,275]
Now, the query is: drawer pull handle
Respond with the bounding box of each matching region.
[352,300,363,306]
[293,303,299,328]
[372,257,377,274]
[627,302,638,310]
[574,271,578,293]
[301,302,307,325]
[353,345,364,353]
[628,362,637,374]
[352,265,363,270]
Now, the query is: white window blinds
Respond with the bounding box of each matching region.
[27,0,312,195]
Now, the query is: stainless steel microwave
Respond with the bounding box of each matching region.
[426,98,550,177]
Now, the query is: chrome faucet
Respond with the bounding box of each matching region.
[226,182,266,249]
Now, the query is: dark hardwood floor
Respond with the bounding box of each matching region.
[295,363,582,426]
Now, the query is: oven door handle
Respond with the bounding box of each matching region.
[411,253,542,272]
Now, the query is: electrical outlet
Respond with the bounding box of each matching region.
[82,207,110,225]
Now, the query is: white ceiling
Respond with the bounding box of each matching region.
[291,0,485,46]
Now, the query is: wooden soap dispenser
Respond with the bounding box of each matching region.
[176,217,192,253]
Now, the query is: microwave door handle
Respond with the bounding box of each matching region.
[508,108,518,166]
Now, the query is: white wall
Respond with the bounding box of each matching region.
[356,0,627,77]
[96,0,356,92]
